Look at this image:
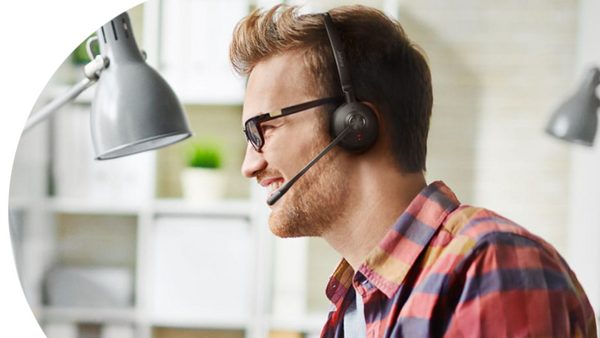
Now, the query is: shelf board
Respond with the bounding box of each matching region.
[43,197,253,218]
[38,307,324,333]
[150,314,248,330]
[8,197,32,212]
[47,198,142,215]
[40,307,249,329]
[152,199,252,218]
[40,306,137,323]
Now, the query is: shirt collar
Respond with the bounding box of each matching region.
[326,181,461,302]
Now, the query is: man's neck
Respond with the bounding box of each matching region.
[322,168,427,270]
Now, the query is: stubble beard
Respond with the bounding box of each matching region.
[268,141,348,238]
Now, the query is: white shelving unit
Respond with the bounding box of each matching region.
[10,149,274,338]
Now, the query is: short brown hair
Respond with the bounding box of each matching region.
[230,5,432,172]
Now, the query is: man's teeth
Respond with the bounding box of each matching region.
[267,181,282,193]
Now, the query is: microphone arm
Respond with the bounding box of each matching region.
[267,126,352,205]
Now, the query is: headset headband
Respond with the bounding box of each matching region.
[322,12,356,104]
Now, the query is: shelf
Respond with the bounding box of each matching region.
[43,198,253,218]
[40,308,249,330]
[152,199,252,218]
[38,306,251,329]
[46,198,142,215]
[8,197,32,212]
[39,307,136,323]
[151,315,248,331]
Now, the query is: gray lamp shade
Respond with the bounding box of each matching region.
[91,12,192,160]
[545,67,600,146]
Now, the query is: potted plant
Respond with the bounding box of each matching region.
[180,139,227,202]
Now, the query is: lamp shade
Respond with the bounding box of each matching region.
[545,67,600,146]
[91,12,192,160]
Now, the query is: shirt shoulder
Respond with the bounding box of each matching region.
[438,205,558,254]
[431,206,598,337]
[430,205,569,274]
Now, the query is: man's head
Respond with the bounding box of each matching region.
[231,5,433,237]
[231,4,433,172]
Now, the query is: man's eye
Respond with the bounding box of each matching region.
[262,124,275,132]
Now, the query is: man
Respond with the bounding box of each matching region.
[230,4,597,338]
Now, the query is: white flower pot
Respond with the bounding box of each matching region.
[180,167,227,202]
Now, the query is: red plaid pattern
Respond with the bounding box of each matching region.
[321,181,597,338]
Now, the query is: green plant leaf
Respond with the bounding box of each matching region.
[184,139,223,169]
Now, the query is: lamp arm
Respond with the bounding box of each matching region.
[23,55,109,132]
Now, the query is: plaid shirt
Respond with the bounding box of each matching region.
[321,181,597,338]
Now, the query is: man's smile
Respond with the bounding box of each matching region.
[259,177,285,198]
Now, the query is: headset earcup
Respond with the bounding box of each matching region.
[330,102,379,151]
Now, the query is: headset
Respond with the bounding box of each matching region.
[266,12,380,205]
[322,12,379,152]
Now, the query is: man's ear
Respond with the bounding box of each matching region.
[362,101,384,134]
[359,101,392,152]
[362,102,381,120]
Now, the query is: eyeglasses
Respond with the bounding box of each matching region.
[243,97,342,151]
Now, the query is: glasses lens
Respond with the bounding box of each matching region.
[246,121,263,150]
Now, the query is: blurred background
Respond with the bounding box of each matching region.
[8,0,600,338]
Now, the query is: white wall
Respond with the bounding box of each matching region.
[397,0,578,256]
[566,0,600,316]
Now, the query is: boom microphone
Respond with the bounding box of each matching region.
[267,127,352,206]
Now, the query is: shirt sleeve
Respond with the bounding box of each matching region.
[444,231,597,338]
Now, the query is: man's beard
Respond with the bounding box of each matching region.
[267,140,348,238]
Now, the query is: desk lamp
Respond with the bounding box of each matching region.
[545,67,600,146]
[24,11,193,159]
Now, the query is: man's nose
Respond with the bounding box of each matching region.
[241,143,267,178]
